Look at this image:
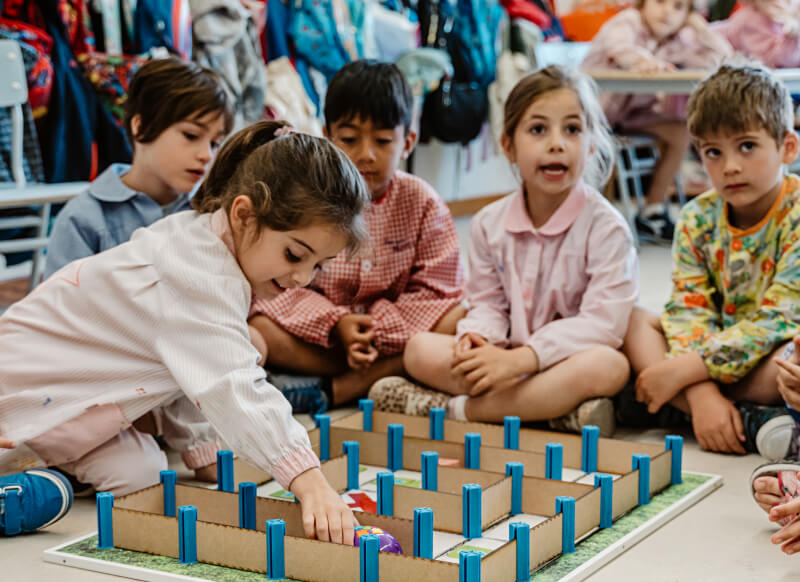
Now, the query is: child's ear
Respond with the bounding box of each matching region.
[230,194,256,235]
[130,114,142,141]
[782,131,799,166]
[401,129,418,160]
[501,134,516,164]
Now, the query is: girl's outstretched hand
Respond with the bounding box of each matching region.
[0,436,15,449]
[290,467,358,544]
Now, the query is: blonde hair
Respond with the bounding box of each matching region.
[687,64,794,144]
[503,65,615,188]
[193,120,370,254]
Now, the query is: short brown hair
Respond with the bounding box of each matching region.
[687,64,795,144]
[192,121,370,255]
[124,58,234,148]
[503,65,615,187]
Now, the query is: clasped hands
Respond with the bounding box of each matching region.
[449,333,538,396]
[335,314,379,371]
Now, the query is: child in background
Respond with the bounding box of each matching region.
[0,121,369,543]
[44,57,233,279]
[714,0,800,69]
[368,66,638,437]
[248,60,465,414]
[582,0,732,242]
[624,64,800,457]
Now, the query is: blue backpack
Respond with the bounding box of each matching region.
[450,0,502,86]
[289,0,358,81]
[419,0,502,85]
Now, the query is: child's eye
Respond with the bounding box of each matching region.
[565,124,582,135]
[703,148,720,159]
[183,132,198,141]
[377,138,393,145]
[285,249,302,263]
[530,124,546,134]
[740,141,756,153]
[210,140,221,150]
[338,137,357,144]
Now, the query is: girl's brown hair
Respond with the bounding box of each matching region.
[503,65,615,187]
[192,121,369,254]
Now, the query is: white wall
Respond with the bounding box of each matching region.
[411,129,518,202]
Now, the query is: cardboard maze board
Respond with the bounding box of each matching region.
[45,407,721,581]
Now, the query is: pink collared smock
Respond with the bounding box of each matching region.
[713,3,800,69]
[456,182,639,370]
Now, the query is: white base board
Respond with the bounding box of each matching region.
[44,472,722,582]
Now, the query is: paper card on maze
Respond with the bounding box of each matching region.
[575,471,622,485]
[256,480,295,501]
[341,489,377,513]
[437,538,506,563]
[482,514,549,541]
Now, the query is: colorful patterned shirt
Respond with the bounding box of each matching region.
[662,174,800,382]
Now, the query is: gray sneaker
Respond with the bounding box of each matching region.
[736,401,798,460]
[549,398,616,438]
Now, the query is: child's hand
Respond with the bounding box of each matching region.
[771,495,800,554]
[0,436,15,449]
[687,386,745,454]
[775,336,800,409]
[336,315,374,347]
[686,11,710,32]
[451,345,536,396]
[754,474,794,514]
[336,314,376,370]
[635,359,685,413]
[290,467,358,544]
[453,332,488,357]
[632,57,676,74]
[248,324,268,366]
[193,462,217,483]
[346,341,379,371]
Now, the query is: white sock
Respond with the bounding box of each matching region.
[643,203,665,218]
[448,395,469,421]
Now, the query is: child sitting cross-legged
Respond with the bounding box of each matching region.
[623,64,800,457]
[367,66,639,437]
[248,60,465,414]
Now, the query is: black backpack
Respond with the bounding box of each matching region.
[418,0,502,145]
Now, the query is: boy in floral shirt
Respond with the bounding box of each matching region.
[623,64,800,457]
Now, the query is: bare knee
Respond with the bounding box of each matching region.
[403,332,433,377]
[627,306,661,334]
[577,347,630,399]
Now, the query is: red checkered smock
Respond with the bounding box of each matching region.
[250,171,465,355]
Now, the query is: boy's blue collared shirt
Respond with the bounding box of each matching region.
[44,163,193,279]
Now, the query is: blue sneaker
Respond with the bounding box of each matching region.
[1,469,74,535]
[268,373,330,415]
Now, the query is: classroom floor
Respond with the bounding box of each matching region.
[6,221,800,580]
